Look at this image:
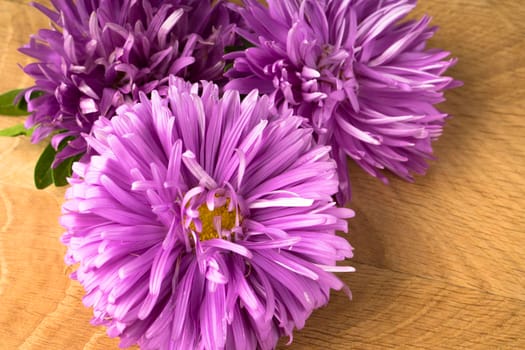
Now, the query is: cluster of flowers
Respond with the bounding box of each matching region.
[13,0,458,349]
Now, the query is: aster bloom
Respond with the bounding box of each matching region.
[226,0,461,203]
[20,0,239,165]
[61,77,354,349]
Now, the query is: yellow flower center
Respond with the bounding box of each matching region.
[193,200,237,241]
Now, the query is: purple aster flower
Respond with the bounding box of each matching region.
[20,0,239,165]
[61,77,354,349]
[225,0,461,203]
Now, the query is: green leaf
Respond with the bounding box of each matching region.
[224,39,254,54]
[34,136,79,189]
[223,62,233,73]
[0,123,32,137]
[0,89,29,116]
[52,154,78,187]
[34,143,56,189]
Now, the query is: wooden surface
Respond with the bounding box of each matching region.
[0,0,524,349]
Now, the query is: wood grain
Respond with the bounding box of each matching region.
[0,0,523,349]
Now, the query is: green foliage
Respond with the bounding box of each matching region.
[0,123,33,137]
[34,138,80,189]
[34,143,56,189]
[0,89,29,116]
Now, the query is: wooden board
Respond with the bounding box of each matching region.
[0,0,523,349]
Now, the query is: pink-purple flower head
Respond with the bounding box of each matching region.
[61,77,354,349]
[226,0,461,203]
[20,0,239,165]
